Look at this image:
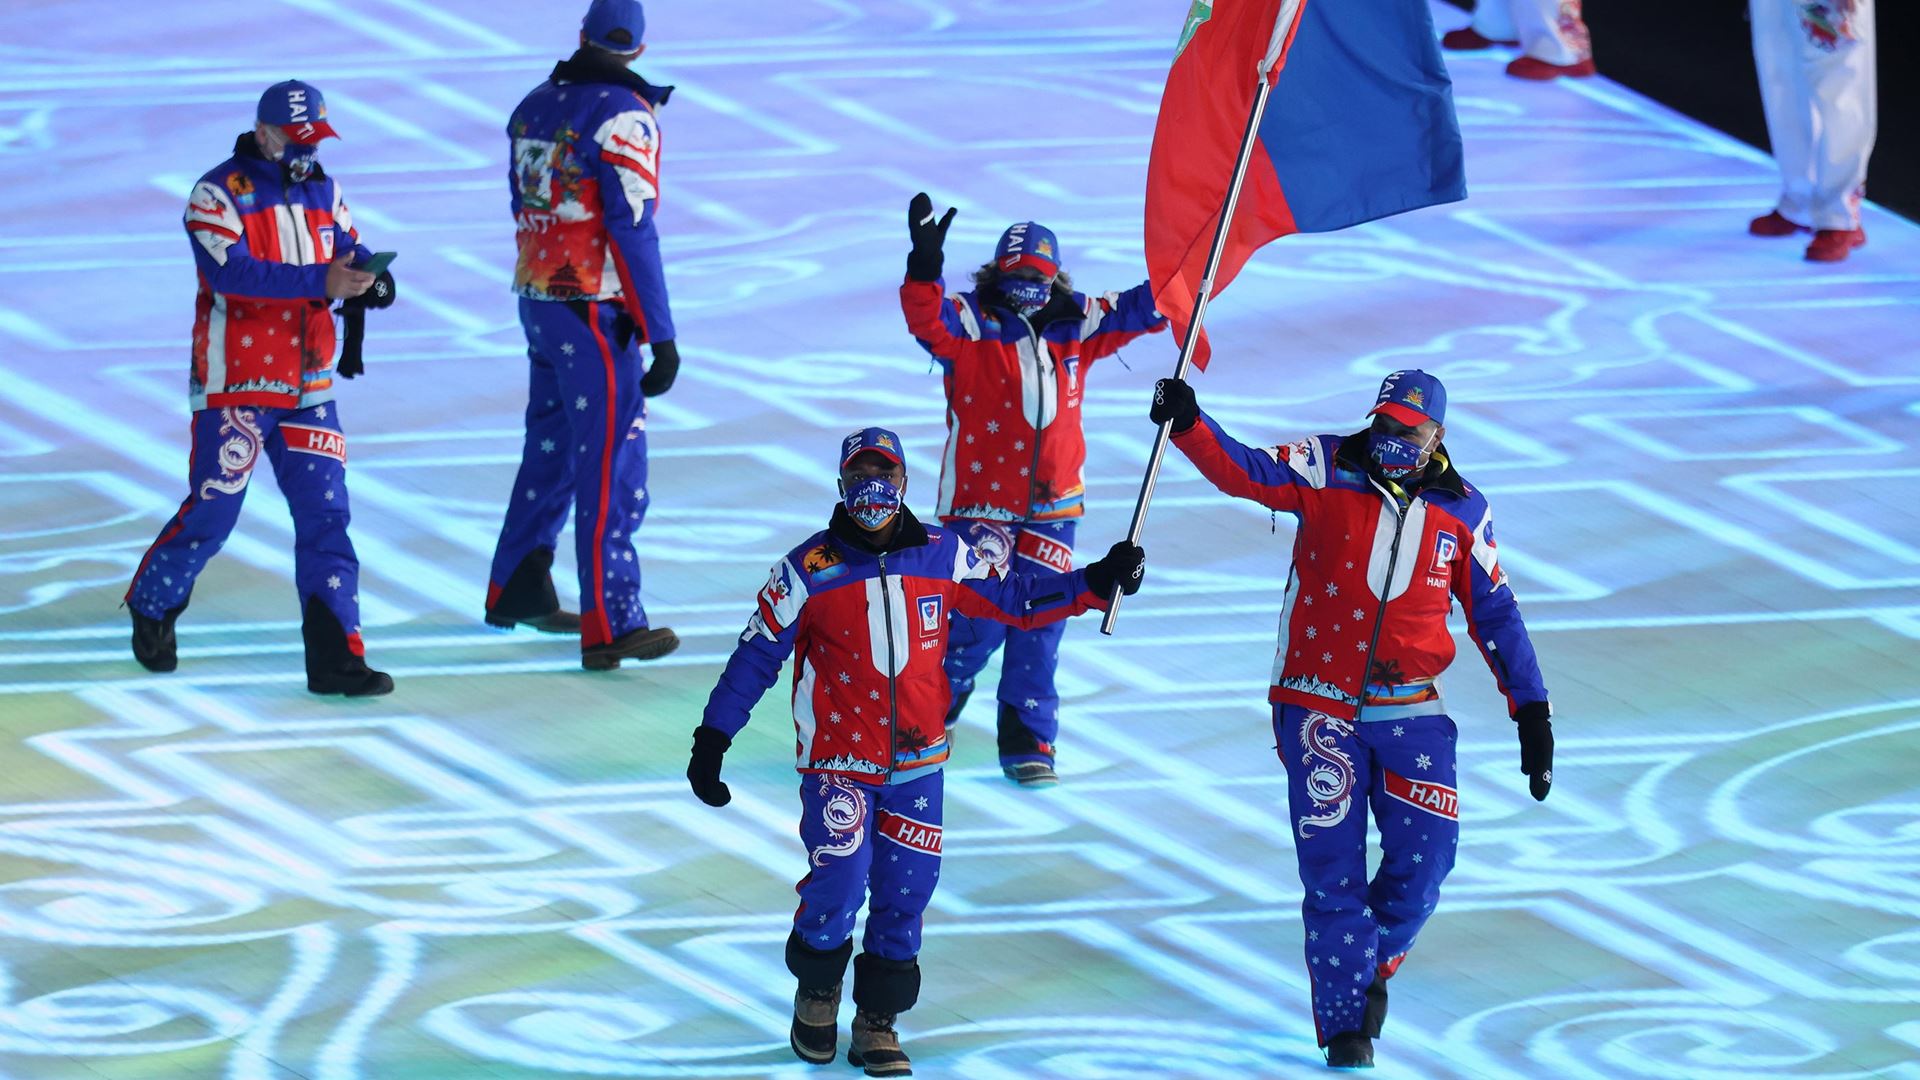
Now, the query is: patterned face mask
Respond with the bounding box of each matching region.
[1369,429,1434,480]
[282,142,319,183]
[1001,276,1052,316]
[843,475,902,530]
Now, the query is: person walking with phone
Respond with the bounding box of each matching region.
[127,79,396,696]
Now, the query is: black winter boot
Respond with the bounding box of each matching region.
[786,932,851,1065]
[1362,974,1389,1038]
[848,952,918,1076]
[484,547,581,633]
[1325,1031,1374,1069]
[302,596,393,696]
[997,703,1057,787]
[130,601,186,673]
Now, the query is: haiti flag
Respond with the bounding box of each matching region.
[1146,0,1467,369]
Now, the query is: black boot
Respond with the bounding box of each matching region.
[848,953,918,1076]
[302,596,393,696]
[484,547,581,633]
[787,932,851,1065]
[1361,975,1388,1038]
[1325,1031,1374,1069]
[581,625,680,670]
[130,601,186,673]
[997,703,1057,787]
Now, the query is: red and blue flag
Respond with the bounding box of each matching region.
[1146,0,1467,368]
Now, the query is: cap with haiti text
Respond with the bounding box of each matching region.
[1368,369,1447,427]
[840,427,906,471]
[994,221,1060,277]
[257,80,338,144]
[583,0,646,52]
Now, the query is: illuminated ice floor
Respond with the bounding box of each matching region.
[3,2,1919,1078]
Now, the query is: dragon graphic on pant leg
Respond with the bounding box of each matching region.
[198,407,263,500]
[809,775,868,867]
[1298,711,1357,840]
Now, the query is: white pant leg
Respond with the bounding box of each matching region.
[1805,0,1876,229]
[1752,0,1817,224]
[1510,0,1591,65]
[1471,0,1518,43]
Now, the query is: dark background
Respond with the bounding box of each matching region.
[1445,0,1917,222]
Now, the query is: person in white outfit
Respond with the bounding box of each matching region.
[1441,0,1595,80]
[1747,0,1878,263]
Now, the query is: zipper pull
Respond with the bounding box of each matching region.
[1271,509,1276,534]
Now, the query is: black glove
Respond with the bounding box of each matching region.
[687,726,732,807]
[642,339,680,397]
[1514,700,1553,802]
[906,192,955,282]
[1150,377,1199,434]
[336,304,366,379]
[1083,541,1146,599]
[361,270,396,310]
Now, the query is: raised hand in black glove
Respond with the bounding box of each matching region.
[1149,377,1199,434]
[906,192,956,282]
[642,339,680,397]
[687,726,732,807]
[1083,541,1146,599]
[1514,701,1553,801]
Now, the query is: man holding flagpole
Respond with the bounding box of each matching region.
[1116,0,1555,1068]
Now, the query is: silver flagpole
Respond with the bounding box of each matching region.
[1101,47,1290,636]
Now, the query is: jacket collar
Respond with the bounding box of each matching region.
[231,131,328,181]
[1334,428,1467,498]
[552,48,674,107]
[828,502,930,555]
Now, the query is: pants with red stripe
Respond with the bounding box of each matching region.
[792,770,943,962]
[1275,704,1459,1044]
[943,518,1077,764]
[127,402,361,642]
[489,297,651,649]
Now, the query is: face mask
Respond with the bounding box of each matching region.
[1001,277,1052,316]
[1369,429,1433,480]
[843,475,902,530]
[282,142,319,183]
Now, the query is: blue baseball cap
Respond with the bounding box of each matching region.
[583,0,646,52]
[1368,369,1447,427]
[994,221,1060,277]
[840,427,906,472]
[257,80,338,143]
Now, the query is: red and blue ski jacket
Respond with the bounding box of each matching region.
[901,278,1165,523]
[183,134,373,410]
[1173,414,1548,722]
[508,50,675,344]
[702,506,1106,784]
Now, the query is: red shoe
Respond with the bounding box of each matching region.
[1441,27,1518,50]
[1748,210,1808,237]
[1804,228,1866,263]
[1506,56,1597,80]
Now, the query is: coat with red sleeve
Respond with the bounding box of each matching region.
[901,279,1165,523]
[183,134,374,411]
[700,505,1108,785]
[1171,412,1548,722]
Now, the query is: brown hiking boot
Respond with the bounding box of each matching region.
[790,982,840,1064]
[580,625,679,670]
[848,1010,911,1076]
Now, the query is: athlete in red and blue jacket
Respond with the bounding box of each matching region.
[127,79,392,697]
[1153,370,1554,1070]
[686,427,1145,1075]
[898,193,1167,785]
[484,0,683,670]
